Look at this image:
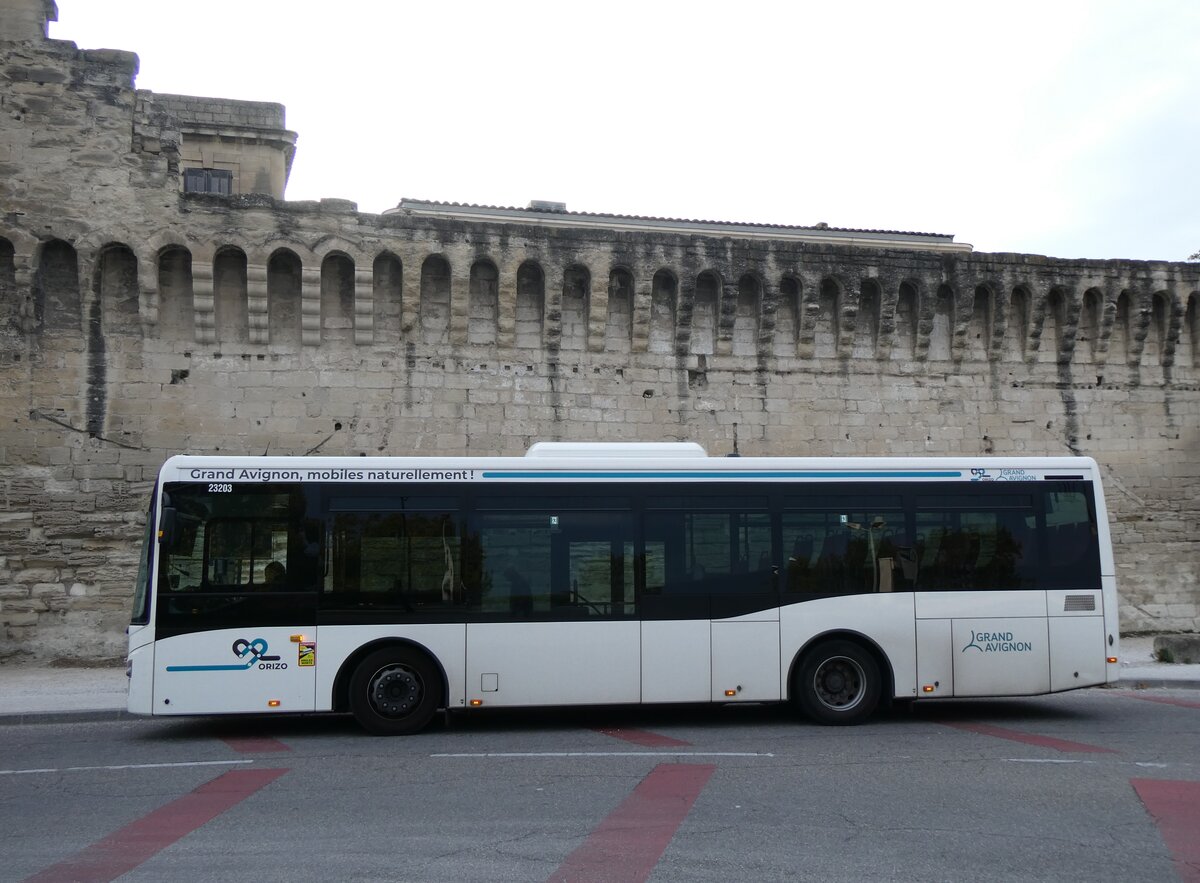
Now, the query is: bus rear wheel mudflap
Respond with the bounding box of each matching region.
[795,639,882,726]
[350,646,442,735]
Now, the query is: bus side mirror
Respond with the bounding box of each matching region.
[159,507,177,546]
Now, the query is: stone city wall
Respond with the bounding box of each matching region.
[1,0,1197,661]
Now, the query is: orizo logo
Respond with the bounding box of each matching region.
[962,630,1033,653]
[233,638,285,668]
[166,637,288,672]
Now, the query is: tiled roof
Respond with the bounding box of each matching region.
[392,198,957,242]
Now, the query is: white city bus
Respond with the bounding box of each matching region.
[126,443,1120,734]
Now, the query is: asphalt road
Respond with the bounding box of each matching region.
[2,689,1197,883]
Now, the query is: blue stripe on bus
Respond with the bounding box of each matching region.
[479,471,964,479]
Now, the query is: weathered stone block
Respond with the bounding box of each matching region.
[1153,635,1200,664]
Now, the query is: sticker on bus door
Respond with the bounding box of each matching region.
[298,641,316,666]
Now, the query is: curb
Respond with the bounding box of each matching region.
[0,709,136,726]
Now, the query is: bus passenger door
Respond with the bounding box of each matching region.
[641,506,778,703]
[152,484,320,715]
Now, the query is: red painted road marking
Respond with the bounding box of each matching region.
[221,736,291,753]
[24,768,288,883]
[593,727,691,748]
[547,763,715,883]
[1131,778,1200,883]
[942,721,1114,753]
[1115,692,1200,711]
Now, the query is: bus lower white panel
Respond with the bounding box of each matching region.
[315,624,467,711]
[152,627,317,715]
[641,620,710,703]
[951,619,1050,696]
[915,619,953,698]
[466,621,640,707]
[778,594,918,700]
[711,621,780,702]
[1048,616,1106,691]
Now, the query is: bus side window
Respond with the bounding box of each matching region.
[474,512,553,616]
[206,518,290,590]
[783,510,910,595]
[555,514,636,617]
[644,509,771,596]
[915,494,1037,590]
[325,510,462,609]
[1042,488,1101,588]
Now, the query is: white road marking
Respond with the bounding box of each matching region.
[1005,759,1186,769]
[431,751,773,758]
[1003,758,1097,764]
[0,759,254,776]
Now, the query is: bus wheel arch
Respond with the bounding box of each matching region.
[335,639,447,736]
[788,632,892,726]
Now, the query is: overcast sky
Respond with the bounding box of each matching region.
[50,1,1200,263]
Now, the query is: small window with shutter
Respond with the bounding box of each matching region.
[183,168,233,194]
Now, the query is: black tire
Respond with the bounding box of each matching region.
[349,646,442,736]
[794,640,881,726]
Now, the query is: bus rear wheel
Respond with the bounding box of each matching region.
[350,647,441,735]
[795,640,881,726]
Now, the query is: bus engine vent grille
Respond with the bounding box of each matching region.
[1064,594,1096,612]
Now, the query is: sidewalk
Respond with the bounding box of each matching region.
[0,636,1197,725]
[0,665,132,725]
[1113,635,1200,690]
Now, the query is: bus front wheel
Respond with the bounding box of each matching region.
[350,647,441,736]
[795,640,881,726]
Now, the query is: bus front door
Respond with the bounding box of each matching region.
[152,592,318,715]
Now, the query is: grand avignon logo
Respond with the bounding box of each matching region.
[961,630,1033,653]
[166,638,288,672]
